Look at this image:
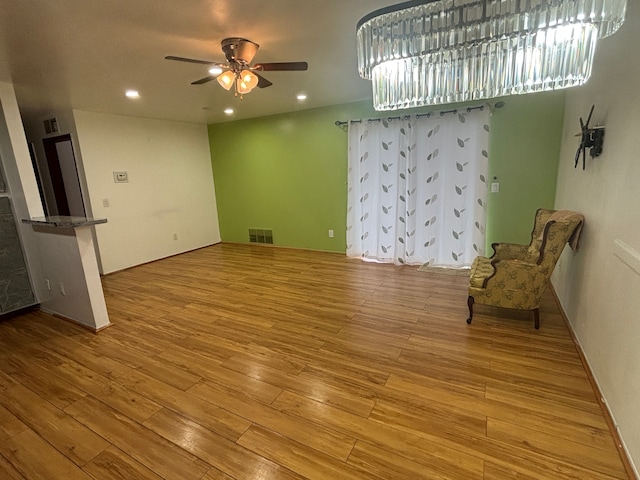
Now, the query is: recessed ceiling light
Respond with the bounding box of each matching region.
[209,66,223,75]
[297,94,307,101]
[224,108,234,115]
[125,90,140,98]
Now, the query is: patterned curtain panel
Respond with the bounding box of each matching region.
[346,109,490,267]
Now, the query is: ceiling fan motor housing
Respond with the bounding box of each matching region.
[221,37,259,65]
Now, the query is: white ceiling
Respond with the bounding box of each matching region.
[0,0,398,125]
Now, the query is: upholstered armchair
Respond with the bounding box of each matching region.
[466,209,584,329]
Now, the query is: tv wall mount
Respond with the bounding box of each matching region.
[575,104,605,170]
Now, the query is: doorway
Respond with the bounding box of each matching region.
[42,134,86,217]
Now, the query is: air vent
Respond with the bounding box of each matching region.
[43,117,59,134]
[249,228,273,244]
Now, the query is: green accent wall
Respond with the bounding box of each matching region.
[209,92,565,254]
[486,91,565,248]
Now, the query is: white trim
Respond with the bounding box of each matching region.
[552,283,639,479]
[613,239,640,276]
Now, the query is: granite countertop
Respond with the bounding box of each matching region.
[22,216,108,228]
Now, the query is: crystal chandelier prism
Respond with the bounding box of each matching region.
[357,0,627,111]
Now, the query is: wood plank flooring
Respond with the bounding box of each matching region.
[0,243,631,479]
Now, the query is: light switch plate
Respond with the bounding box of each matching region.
[491,182,500,193]
[113,171,128,183]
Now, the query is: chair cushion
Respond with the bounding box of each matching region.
[469,256,494,288]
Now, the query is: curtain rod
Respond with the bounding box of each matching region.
[334,101,505,128]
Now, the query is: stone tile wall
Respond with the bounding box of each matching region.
[0,197,35,314]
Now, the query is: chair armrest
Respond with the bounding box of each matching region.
[491,242,535,262]
[483,259,545,289]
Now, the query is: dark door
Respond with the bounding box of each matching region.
[42,134,86,217]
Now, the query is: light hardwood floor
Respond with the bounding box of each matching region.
[0,243,631,479]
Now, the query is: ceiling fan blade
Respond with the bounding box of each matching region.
[582,146,587,170]
[254,62,308,72]
[165,55,217,65]
[191,76,217,85]
[255,73,273,89]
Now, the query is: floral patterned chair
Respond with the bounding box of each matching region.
[466,209,584,329]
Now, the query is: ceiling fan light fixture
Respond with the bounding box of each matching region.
[209,66,223,75]
[236,79,253,95]
[217,71,235,90]
[240,70,259,90]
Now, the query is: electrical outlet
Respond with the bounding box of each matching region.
[328,229,334,238]
[59,282,66,296]
[173,233,178,241]
[113,171,129,183]
[45,279,51,291]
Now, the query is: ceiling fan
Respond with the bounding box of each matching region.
[166,37,308,97]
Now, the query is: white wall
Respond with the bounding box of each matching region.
[551,3,640,475]
[0,84,46,218]
[72,110,221,274]
[1,82,109,330]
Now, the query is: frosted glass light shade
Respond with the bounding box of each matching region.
[236,80,251,95]
[217,71,235,90]
[357,0,627,110]
[239,70,259,91]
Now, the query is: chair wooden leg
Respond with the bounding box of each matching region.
[466,296,474,325]
[533,308,540,329]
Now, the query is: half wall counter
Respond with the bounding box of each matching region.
[22,215,110,332]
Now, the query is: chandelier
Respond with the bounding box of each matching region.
[357,0,627,111]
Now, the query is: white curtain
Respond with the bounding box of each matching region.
[346,109,490,267]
